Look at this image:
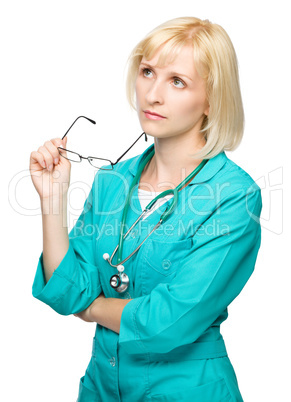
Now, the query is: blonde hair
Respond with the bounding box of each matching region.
[125,16,244,160]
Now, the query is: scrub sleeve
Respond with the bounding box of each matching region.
[32,178,102,315]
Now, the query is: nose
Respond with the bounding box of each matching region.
[145,78,164,105]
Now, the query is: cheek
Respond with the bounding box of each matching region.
[135,75,145,93]
[174,94,206,119]
[135,79,144,105]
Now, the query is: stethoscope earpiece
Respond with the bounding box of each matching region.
[103,253,110,261]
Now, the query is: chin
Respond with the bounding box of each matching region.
[141,129,163,139]
[139,123,167,138]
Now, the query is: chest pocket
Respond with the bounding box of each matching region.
[141,237,192,294]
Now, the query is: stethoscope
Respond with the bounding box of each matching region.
[103,147,208,293]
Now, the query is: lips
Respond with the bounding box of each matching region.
[143,110,166,118]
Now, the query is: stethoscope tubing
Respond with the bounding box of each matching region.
[105,218,162,268]
[104,146,208,291]
[116,150,155,265]
[113,152,208,266]
[106,186,178,267]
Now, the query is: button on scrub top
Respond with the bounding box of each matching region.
[32,143,262,401]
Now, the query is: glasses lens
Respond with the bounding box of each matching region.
[88,158,112,170]
[59,148,81,162]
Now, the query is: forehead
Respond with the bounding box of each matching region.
[140,44,197,75]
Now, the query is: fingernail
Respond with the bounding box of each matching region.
[41,161,46,168]
[48,164,53,171]
[54,158,58,165]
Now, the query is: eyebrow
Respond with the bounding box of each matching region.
[139,62,193,82]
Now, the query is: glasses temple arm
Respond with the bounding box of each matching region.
[113,132,148,165]
[61,116,96,140]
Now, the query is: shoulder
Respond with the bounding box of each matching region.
[212,154,262,216]
[113,154,141,173]
[212,153,261,196]
[189,152,262,220]
[91,152,142,188]
[92,143,154,189]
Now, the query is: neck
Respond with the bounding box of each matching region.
[140,134,206,192]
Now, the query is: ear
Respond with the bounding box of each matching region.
[204,104,210,116]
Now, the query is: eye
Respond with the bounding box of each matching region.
[142,68,153,77]
[173,78,185,88]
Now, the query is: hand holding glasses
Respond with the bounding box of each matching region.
[58,116,148,170]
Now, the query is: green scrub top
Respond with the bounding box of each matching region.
[32,143,262,401]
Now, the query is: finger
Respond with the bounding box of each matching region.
[37,145,55,171]
[43,140,61,166]
[51,137,67,149]
[51,137,68,158]
[30,151,46,169]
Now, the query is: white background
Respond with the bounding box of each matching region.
[1,1,290,401]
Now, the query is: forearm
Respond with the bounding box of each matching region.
[90,297,133,334]
[41,194,69,284]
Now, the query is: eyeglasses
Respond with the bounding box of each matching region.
[58,116,148,170]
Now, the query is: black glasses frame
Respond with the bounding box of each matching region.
[58,115,148,170]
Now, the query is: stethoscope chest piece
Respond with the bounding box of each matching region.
[109,264,129,293]
[110,272,129,293]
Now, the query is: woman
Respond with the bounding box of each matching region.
[30,17,262,401]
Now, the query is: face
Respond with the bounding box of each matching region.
[135,44,209,141]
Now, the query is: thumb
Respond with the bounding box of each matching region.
[61,137,69,159]
[62,136,68,148]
